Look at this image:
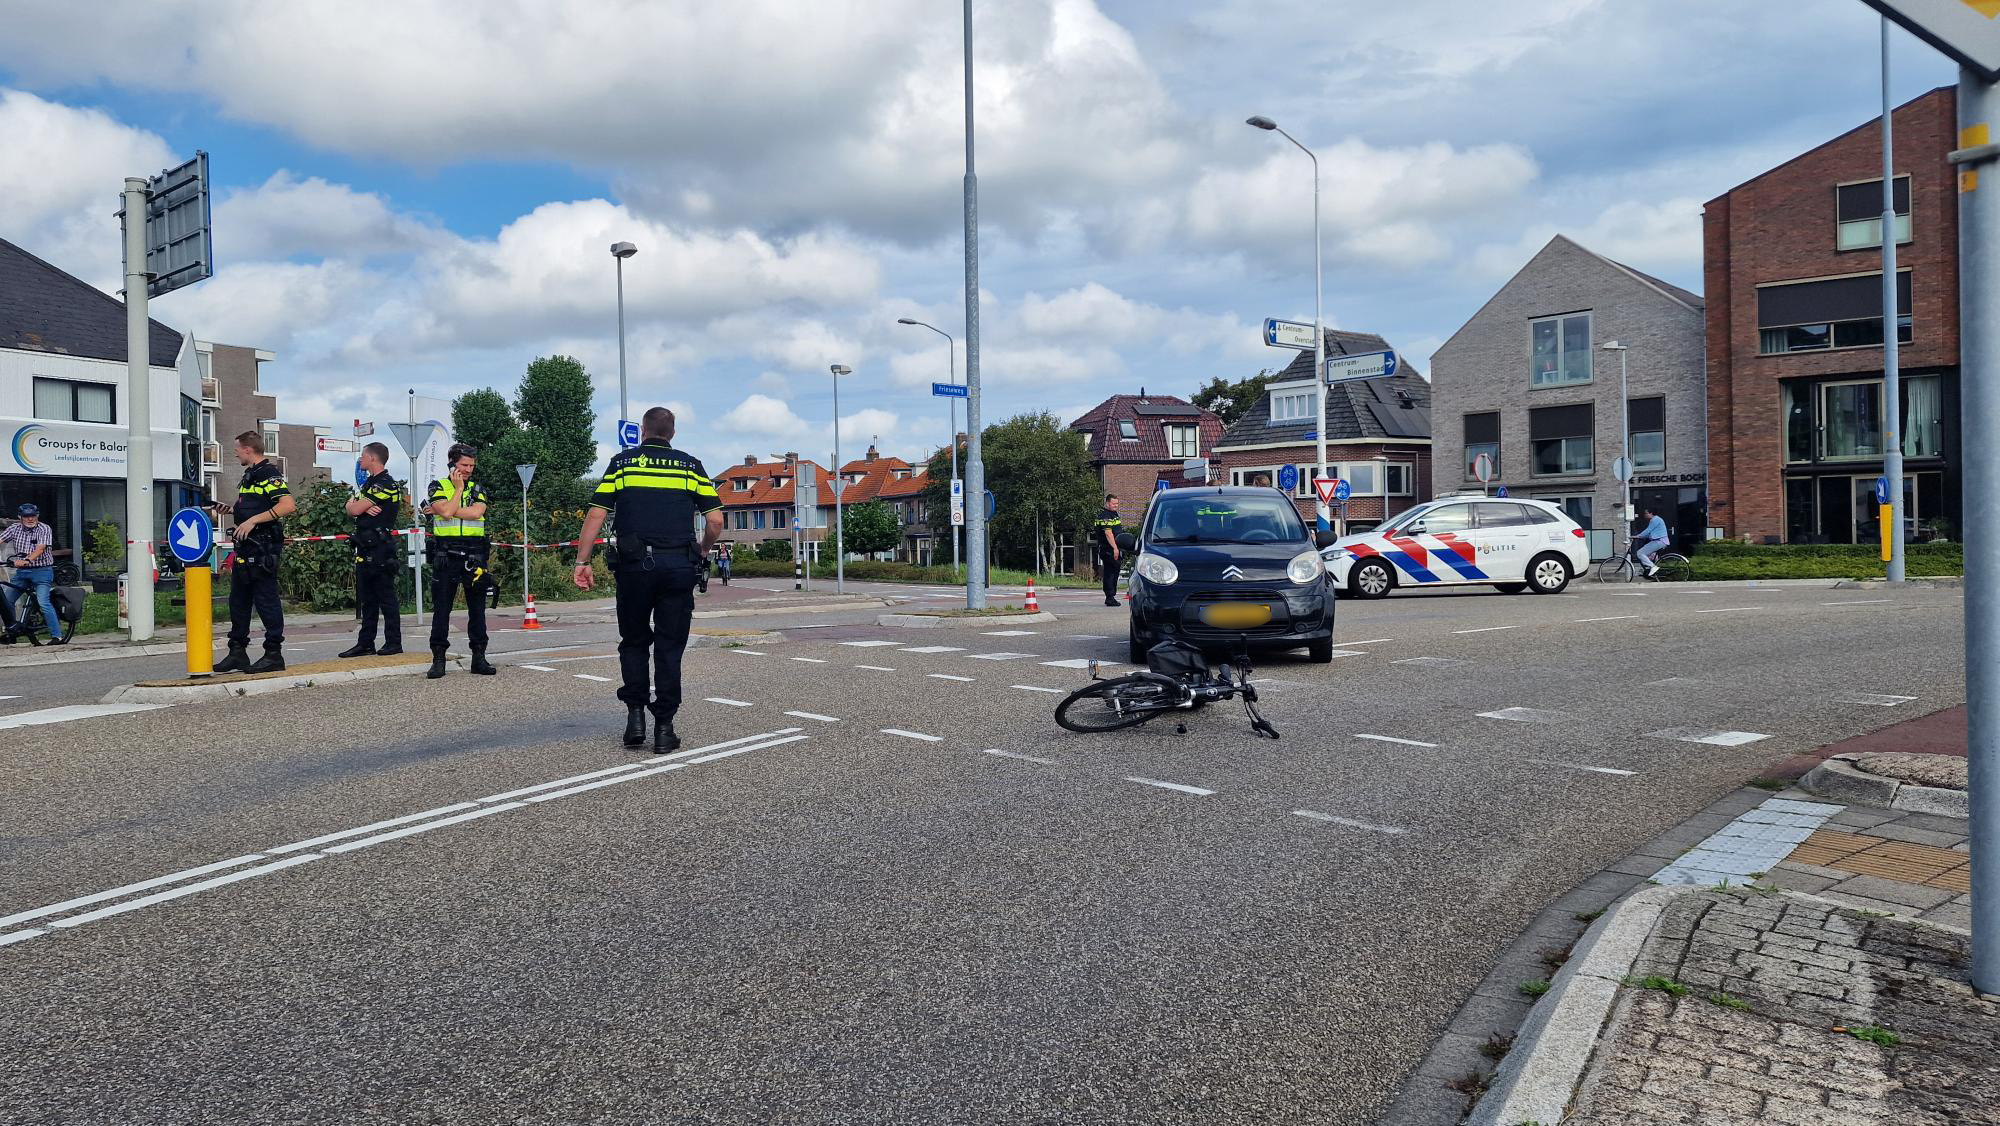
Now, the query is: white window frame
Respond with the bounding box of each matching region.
[1228,465,1279,488]
[1117,419,1138,440]
[1268,386,1319,424]
[1383,462,1414,496]
[1165,424,1200,459]
[1529,311,1593,387]
[1835,175,1913,252]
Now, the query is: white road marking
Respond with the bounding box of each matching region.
[1354,734,1439,748]
[927,673,976,682]
[684,733,811,765]
[1067,635,1109,640]
[841,640,900,647]
[1646,727,1771,747]
[1393,656,1461,666]
[1011,685,1064,694]
[1323,649,1368,658]
[982,630,1040,636]
[1041,658,1114,669]
[899,645,967,654]
[0,702,170,731]
[0,929,43,947]
[786,624,837,629]
[1576,615,1639,623]
[855,664,897,672]
[477,764,649,803]
[1823,599,1893,606]
[321,803,526,853]
[548,653,619,663]
[495,644,585,657]
[1478,707,1570,723]
[1125,777,1214,796]
[651,728,805,764]
[983,748,1054,763]
[267,803,484,854]
[1529,758,1638,777]
[1695,607,1761,614]
[1293,810,1408,834]
[705,697,755,707]
[1608,592,1650,597]
[0,853,271,928]
[573,673,613,682]
[881,728,944,742]
[526,763,687,800]
[0,696,18,701]
[724,649,768,656]
[784,711,840,722]
[1835,692,1916,706]
[47,854,327,929]
[1342,637,1395,645]
[969,652,1037,660]
[788,657,828,663]
[520,664,557,672]
[1453,625,1518,634]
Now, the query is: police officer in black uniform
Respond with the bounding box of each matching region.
[424,443,498,678]
[1093,494,1124,607]
[340,441,404,658]
[214,430,294,674]
[573,406,723,752]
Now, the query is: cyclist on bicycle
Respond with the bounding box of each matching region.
[1633,505,1670,579]
[1,503,65,644]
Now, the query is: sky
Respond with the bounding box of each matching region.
[0,0,1965,478]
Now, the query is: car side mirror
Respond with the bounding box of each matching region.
[1406,521,1425,535]
[1313,530,1337,549]
[1116,533,1137,553]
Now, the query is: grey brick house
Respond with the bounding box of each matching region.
[1431,235,1706,552]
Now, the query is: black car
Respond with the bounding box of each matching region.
[1117,486,1337,664]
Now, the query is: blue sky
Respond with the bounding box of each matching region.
[0,0,1963,477]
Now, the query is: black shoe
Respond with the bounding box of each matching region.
[624,706,647,748]
[0,629,15,646]
[426,649,448,679]
[378,643,403,656]
[214,644,251,674]
[246,650,286,675]
[653,723,681,754]
[338,643,375,659]
[47,633,68,646]
[1105,597,1120,607]
[469,650,496,676]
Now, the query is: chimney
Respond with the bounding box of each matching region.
[866,444,878,461]
[743,454,757,466]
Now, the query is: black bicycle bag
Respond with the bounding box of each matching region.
[1145,639,1210,680]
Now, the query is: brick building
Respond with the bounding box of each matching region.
[1705,86,1961,545]
[1067,392,1227,509]
[714,446,933,562]
[1431,235,1706,549]
[1209,330,1433,533]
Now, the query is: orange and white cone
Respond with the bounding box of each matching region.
[1024,578,1039,613]
[522,593,541,630]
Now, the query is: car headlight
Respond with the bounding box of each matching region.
[1322,547,1351,562]
[1288,549,1326,584]
[1134,553,1179,586]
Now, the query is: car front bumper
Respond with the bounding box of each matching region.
[1129,577,1334,649]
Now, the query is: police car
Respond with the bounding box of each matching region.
[1321,496,1590,598]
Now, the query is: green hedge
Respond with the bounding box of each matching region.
[1687,540,1962,580]
[725,559,1096,588]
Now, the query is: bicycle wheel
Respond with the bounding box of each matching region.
[1055,674,1178,733]
[1595,555,1634,583]
[1652,553,1692,583]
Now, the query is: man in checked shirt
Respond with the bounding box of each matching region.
[1,503,65,644]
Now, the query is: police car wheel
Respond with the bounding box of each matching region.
[1350,560,1393,600]
[1494,582,1527,594]
[1527,554,1571,594]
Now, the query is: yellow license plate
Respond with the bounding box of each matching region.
[1200,603,1273,628]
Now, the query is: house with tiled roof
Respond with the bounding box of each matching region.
[1211,329,1434,532]
[1066,392,1227,510]
[714,445,934,562]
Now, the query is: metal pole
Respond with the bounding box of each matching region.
[1309,144,1326,534]
[1882,17,1906,582]
[616,255,629,438]
[949,339,959,574]
[409,391,423,622]
[121,177,156,642]
[833,370,844,594]
[521,479,530,609]
[961,0,987,609]
[1620,348,1632,526]
[1956,64,2000,995]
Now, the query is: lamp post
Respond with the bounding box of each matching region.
[1247,114,1327,532]
[830,364,850,595]
[897,318,960,575]
[1602,341,1632,532]
[961,0,987,608]
[610,241,637,442]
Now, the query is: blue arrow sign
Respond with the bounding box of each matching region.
[1277,464,1299,491]
[986,490,996,519]
[1875,476,1891,504]
[618,419,641,447]
[168,507,214,565]
[932,382,968,398]
[1333,480,1352,503]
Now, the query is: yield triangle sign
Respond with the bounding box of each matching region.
[1314,477,1339,505]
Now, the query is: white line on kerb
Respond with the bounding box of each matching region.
[0,853,271,928]
[1453,625,1517,634]
[881,728,944,742]
[1576,616,1639,623]
[1293,811,1408,834]
[573,673,613,682]
[784,711,840,722]
[1011,685,1064,694]
[48,854,327,929]
[1353,734,1439,748]
[927,673,975,682]
[983,748,1054,764]
[1125,777,1214,796]
[705,697,755,707]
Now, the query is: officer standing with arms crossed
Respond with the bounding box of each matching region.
[573,407,722,752]
[424,443,497,678]
[214,431,294,674]
[1093,494,1124,607]
[340,441,404,658]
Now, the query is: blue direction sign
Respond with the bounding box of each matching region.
[1263,317,1317,350]
[1155,479,1171,492]
[1875,476,1891,504]
[1333,479,1352,503]
[168,507,214,565]
[1495,485,1510,498]
[1323,350,1399,383]
[932,382,968,399]
[1277,464,1299,492]
[986,490,997,519]
[354,458,368,489]
[618,418,641,447]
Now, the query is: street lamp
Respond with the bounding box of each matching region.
[610,241,637,443]
[1247,115,1327,532]
[1602,341,1632,533]
[830,364,851,594]
[897,318,960,575]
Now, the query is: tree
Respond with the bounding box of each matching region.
[448,355,601,534]
[1191,368,1275,426]
[452,388,515,450]
[920,413,1098,572]
[841,500,903,556]
[515,355,597,483]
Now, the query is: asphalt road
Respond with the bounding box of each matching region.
[0,578,1966,1124]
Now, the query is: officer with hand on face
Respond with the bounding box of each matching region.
[214,431,295,674]
[424,443,497,679]
[573,406,723,752]
[340,441,404,658]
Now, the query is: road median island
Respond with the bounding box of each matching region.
[104,651,452,704]
[877,608,1057,628]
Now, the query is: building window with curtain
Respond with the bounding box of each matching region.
[33,377,117,423]
[1269,389,1317,423]
[1628,397,1666,471]
[1757,271,1912,354]
[1463,411,1500,478]
[1530,402,1594,476]
[1529,312,1592,386]
[1165,424,1199,458]
[1836,176,1912,251]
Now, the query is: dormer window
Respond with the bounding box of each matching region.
[733,478,752,492]
[1117,419,1137,440]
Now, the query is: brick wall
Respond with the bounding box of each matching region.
[1705,87,1959,541]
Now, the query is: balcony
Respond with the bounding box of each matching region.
[202,442,221,469]
[201,376,220,404]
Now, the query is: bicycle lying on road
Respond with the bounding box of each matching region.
[1596,540,1692,584]
[1054,638,1279,739]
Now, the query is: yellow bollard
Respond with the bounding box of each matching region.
[1880,503,1894,564]
[185,564,213,677]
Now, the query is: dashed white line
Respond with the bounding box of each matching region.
[983,748,1054,764]
[1529,758,1638,777]
[1835,692,1916,706]
[927,673,976,682]
[899,645,968,654]
[1695,607,1761,614]
[1041,658,1113,670]
[1342,637,1395,645]
[1067,634,1108,640]
[788,657,828,664]
[573,673,613,682]
[1011,684,1064,694]
[520,664,557,672]
[1353,734,1439,748]
[705,697,755,707]
[784,711,840,722]
[969,652,1037,660]
[724,649,768,656]
[841,640,900,647]
[1478,707,1570,723]
[1293,811,1408,834]
[1823,599,1892,606]
[0,853,272,928]
[881,728,944,742]
[1125,777,1214,796]
[1646,727,1770,747]
[1394,656,1462,666]
[981,630,1040,637]
[320,803,525,855]
[48,854,328,929]
[548,653,619,663]
[1576,615,1639,623]
[855,664,897,672]
[1454,625,1518,634]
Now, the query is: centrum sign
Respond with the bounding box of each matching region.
[9,423,129,475]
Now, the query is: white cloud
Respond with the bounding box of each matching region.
[1469,196,1705,281]
[213,171,444,263]
[0,88,176,286]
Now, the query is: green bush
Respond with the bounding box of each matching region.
[754,538,793,562]
[1687,540,1961,580]
[85,520,123,576]
[720,558,1094,588]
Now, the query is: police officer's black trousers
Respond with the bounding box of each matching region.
[1100,552,1120,601]
[613,561,697,721]
[429,569,489,651]
[355,564,401,647]
[228,564,285,652]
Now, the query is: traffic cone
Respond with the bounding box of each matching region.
[522,593,541,630]
[1024,578,1039,613]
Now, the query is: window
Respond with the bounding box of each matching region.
[1530,403,1593,476]
[1544,495,1594,529]
[1229,466,1279,488]
[1473,502,1528,528]
[1783,375,1942,464]
[1384,462,1414,496]
[1079,430,1093,449]
[1411,504,1473,534]
[733,478,752,492]
[1820,380,1885,460]
[1339,463,1379,495]
[1628,397,1666,471]
[1269,388,1318,423]
[1463,411,1501,479]
[264,428,281,457]
[1529,313,1592,386]
[1757,272,1912,354]
[1165,424,1199,458]
[1836,176,1912,251]
[33,377,116,424]
[1117,419,1138,440]
[753,510,767,530]
[1521,505,1562,525]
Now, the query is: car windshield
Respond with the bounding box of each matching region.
[1147,493,1307,544]
[1378,503,1435,535]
